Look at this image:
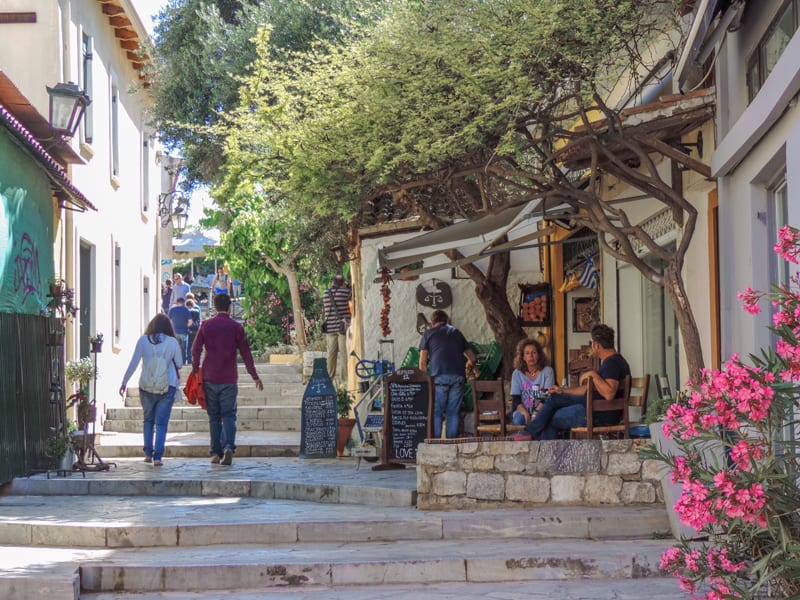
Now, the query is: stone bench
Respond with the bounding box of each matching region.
[416,438,663,510]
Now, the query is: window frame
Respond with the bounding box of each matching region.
[747,0,799,102]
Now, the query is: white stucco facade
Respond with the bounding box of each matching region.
[712,4,800,360]
[0,0,166,410]
[359,222,545,367]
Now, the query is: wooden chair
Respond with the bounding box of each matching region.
[472,379,507,438]
[570,375,631,439]
[627,375,651,438]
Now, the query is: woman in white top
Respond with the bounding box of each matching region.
[510,338,555,425]
[119,314,183,466]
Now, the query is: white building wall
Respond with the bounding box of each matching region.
[0,0,164,411]
[359,225,544,366]
[713,5,800,361]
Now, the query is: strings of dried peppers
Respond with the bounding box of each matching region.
[380,266,392,337]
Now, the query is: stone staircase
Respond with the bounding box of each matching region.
[103,363,304,435]
[0,470,678,599]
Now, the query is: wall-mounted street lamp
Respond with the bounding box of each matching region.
[46,82,91,138]
[158,191,189,233]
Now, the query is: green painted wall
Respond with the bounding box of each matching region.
[0,131,55,315]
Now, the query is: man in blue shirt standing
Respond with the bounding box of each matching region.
[168,297,193,364]
[419,310,477,439]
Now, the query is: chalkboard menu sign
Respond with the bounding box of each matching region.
[380,367,432,466]
[300,358,337,458]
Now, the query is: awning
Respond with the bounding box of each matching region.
[378,200,544,271]
[173,228,220,258]
[375,200,560,280]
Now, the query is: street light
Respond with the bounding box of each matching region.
[46,82,91,137]
[159,192,189,233]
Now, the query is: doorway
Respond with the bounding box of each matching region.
[641,250,679,400]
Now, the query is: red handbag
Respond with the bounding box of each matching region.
[184,369,206,411]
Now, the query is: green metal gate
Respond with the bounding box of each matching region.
[0,314,63,484]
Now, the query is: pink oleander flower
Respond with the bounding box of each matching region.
[774,225,800,263]
[737,286,762,314]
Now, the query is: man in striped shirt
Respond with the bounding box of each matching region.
[322,275,352,382]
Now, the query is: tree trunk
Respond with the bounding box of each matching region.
[449,247,525,378]
[284,267,307,348]
[261,255,307,347]
[663,261,704,383]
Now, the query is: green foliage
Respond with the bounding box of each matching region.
[336,385,355,418]
[644,395,675,424]
[64,357,97,389]
[44,422,77,460]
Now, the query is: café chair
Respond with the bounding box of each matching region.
[569,375,632,440]
[472,379,507,438]
[626,375,651,438]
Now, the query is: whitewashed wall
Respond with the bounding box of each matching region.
[0,1,164,411]
[359,223,545,366]
[713,9,800,362]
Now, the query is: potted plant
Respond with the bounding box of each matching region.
[89,332,104,353]
[45,423,76,471]
[64,357,97,393]
[336,385,356,457]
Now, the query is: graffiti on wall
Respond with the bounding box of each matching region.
[13,232,41,303]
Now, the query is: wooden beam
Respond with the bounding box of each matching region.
[119,39,138,50]
[108,15,131,28]
[114,28,138,40]
[636,135,711,178]
[101,4,124,16]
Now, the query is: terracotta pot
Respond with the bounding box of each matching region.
[336,417,356,457]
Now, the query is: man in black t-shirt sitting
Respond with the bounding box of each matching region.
[512,324,630,441]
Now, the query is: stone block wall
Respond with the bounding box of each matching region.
[417,439,664,510]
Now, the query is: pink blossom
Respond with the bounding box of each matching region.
[774,225,800,263]
[737,286,762,314]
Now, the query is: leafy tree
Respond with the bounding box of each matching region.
[247,0,709,375]
[150,0,378,349]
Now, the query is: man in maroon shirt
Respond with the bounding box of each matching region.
[192,293,263,465]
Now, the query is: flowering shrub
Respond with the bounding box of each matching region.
[647,226,800,599]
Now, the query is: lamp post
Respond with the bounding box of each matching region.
[159,192,190,234]
[46,82,91,138]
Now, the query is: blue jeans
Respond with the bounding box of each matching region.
[140,386,177,461]
[205,383,238,457]
[433,374,465,439]
[512,410,527,426]
[523,392,586,440]
[175,333,189,364]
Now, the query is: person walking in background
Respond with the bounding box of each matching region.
[185,297,201,360]
[211,266,231,300]
[322,274,351,382]
[172,273,191,305]
[168,297,193,364]
[512,324,630,441]
[119,314,182,466]
[161,279,173,313]
[232,278,242,300]
[510,338,555,426]
[192,293,263,466]
[418,309,478,439]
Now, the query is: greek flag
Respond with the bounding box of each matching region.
[578,255,599,289]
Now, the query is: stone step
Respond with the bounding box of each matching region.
[3,456,417,507]
[0,495,670,549]
[123,392,304,408]
[80,578,685,600]
[77,537,671,593]
[101,418,299,433]
[92,433,300,459]
[124,383,305,402]
[106,405,301,421]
